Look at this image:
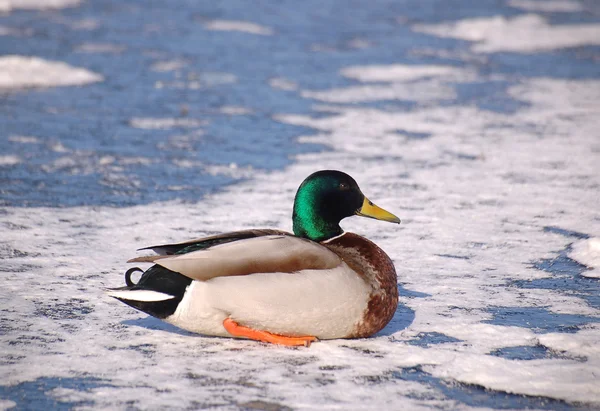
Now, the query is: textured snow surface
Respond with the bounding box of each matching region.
[508,0,584,12]
[0,56,102,90]
[2,72,599,409]
[1,1,600,410]
[0,0,80,13]
[570,238,600,278]
[414,14,600,53]
[0,155,21,166]
[203,20,274,36]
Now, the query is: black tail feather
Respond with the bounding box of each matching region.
[110,264,193,319]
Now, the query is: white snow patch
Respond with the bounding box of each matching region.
[75,43,126,54]
[430,355,600,403]
[508,0,584,12]
[0,0,80,13]
[218,106,254,115]
[0,56,103,90]
[302,81,457,103]
[341,64,468,82]
[8,135,40,144]
[414,14,600,53]
[539,326,600,357]
[50,142,69,153]
[570,238,600,278]
[128,117,205,130]
[269,77,298,91]
[204,19,273,36]
[302,64,476,104]
[40,152,154,178]
[0,155,20,166]
[0,399,16,410]
[150,60,187,72]
[347,38,371,49]
[153,72,237,90]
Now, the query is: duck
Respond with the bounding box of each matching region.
[108,170,400,346]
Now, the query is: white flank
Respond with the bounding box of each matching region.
[167,265,371,339]
[106,289,175,302]
[0,55,103,90]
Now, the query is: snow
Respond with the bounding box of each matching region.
[1,2,599,410]
[508,0,584,13]
[414,14,600,53]
[0,155,21,166]
[7,135,40,144]
[218,106,254,115]
[74,43,126,54]
[269,77,299,91]
[570,238,600,278]
[2,66,599,407]
[341,64,470,83]
[128,117,205,130]
[0,56,103,90]
[150,60,188,72]
[0,0,80,13]
[203,19,274,36]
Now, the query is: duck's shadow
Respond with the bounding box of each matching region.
[122,317,197,337]
[377,285,429,336]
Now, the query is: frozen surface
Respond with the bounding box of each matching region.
[1,0,599,410]
[570,239,600,279]
[507,0,584,12]
[414,14,600,53]
[203,20,274,36]
[0,0,80,13]
[0,56,102,90]
[0,155,21,166]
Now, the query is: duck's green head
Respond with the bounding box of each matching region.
[292,170,400,242]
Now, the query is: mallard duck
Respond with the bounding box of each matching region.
[108,170,400,346]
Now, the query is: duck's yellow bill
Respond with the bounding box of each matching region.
[355,197,401,224]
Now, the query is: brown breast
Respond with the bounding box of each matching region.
[322,232,398,338]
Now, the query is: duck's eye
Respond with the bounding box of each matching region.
[339,182,349,190]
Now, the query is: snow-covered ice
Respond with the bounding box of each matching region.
[414,14,600,53]
[0,0,80,13]
[1,0,599,409]
[0,56,102,90]
[570,238,600,279]
[203,20,274,36]
[507,0,584,13]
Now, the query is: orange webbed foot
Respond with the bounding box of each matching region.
[223,318,318,347]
